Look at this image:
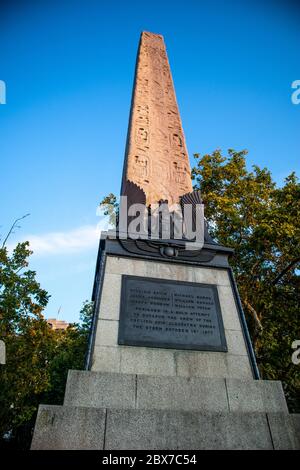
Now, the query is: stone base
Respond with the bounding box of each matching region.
[63,371,288,414]
[31,371,300,450]
[31,238,299,450]
[31,406,300,450]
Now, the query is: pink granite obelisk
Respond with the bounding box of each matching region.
[121,31,193,207]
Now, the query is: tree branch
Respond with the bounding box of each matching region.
[272,257,300,285]
[1,214,30,249]
[243,299,263,332]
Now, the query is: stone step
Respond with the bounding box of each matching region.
[31,405,300,450]
[63,370,288,413]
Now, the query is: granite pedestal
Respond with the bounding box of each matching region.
[31,234,300,449]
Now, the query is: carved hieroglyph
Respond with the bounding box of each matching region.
[121,31,193,206]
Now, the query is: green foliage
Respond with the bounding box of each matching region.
[193,149,300,411]
[40,301,93,406]
[99,193,119,227]
[0,238,93,448]
[0,241,52,439]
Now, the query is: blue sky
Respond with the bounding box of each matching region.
[0,0,299,323]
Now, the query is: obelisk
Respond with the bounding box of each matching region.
[31,32,299,451]
[121,32,193,206]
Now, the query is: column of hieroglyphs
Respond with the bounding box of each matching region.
[123,32,193,207]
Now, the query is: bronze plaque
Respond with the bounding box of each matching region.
[118,275,227,352]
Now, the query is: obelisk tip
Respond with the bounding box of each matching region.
[141,31,164,41]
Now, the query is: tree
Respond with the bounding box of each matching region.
[40,301,93,406]
[0,239,52,445]
[192,149,300,411]
[0,219,93,448]
[99,193,119,226]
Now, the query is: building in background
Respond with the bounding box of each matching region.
[47,318,69,330]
